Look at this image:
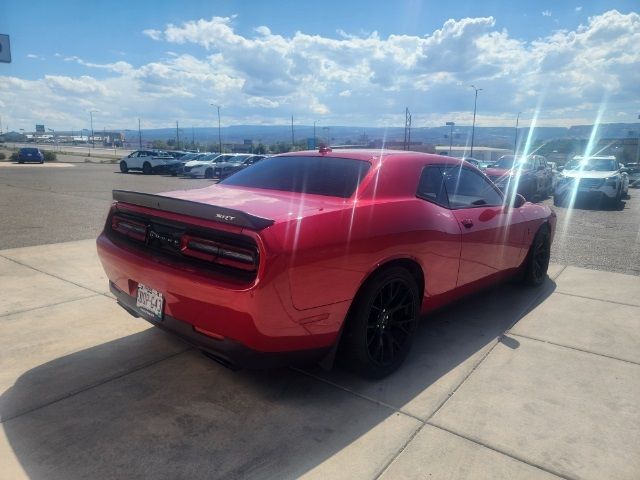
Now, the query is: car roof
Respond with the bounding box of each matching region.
[278,148,465,167]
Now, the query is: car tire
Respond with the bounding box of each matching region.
[119,161,128,173]
[142,162,152,175]
[341,266,420,379]
[610,188,622,209]
[553,194,563,207]
[205,168,214,179]
[523,226,551,287]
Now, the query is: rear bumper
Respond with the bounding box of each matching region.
[96,232,345,356]
[111,282,330,369]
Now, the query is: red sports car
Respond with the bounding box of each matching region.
[97,149,556,378]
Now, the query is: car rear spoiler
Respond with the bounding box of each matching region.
[112,190,275,230]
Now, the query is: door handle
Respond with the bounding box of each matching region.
[461,219,474,228]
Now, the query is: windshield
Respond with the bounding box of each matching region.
[221,156,371,197]
[227,155,251,164]
[565,158,618,171]
[494,156,533,170]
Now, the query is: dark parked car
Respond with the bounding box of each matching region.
[626,162,640,188]
[485,155,553,200]
[213,154,266,178]
[17,147,44,164]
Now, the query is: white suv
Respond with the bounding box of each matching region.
[554,155,629,207]
[119,150,181,175]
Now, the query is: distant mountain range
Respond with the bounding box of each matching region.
[3,123,638,148]
[131,123,640,147]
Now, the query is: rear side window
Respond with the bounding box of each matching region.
[417,166,448,207]
[221,156,371,198]
[442,166,503,208]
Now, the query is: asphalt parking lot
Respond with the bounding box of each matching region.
[1,160,639,275]
[1,159,639,479]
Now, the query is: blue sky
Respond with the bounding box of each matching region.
[1,0,639,131]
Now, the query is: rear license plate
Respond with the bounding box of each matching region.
[136,284,164,320]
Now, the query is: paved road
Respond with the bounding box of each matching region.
[0,161,638,275]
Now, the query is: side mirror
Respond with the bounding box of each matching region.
[504,192,526,209]
[620,167,629,173]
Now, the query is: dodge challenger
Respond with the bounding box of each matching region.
[97,149,556,378]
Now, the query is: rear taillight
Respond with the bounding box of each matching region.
[111,215,147,242]
[181,234,257,271]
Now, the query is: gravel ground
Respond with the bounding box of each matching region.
[1,160,638,275]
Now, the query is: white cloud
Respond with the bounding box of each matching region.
[542,10,552,17]
[576,6,583,12]
[26,54,41,59]
[143,29,162,40]
[2,10,639,129]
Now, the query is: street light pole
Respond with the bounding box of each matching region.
[138,118,142,149]
[514,112,521,154]
[291,115,295,149]
[446,121,455,156]
[470,85,482,158]
[313,120,318,149]
[89,110,97,154]
[211,104,222,153]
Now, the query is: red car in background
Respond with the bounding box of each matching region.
[97,149,556,378]
[485,155,553,200]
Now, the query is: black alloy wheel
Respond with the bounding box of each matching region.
[553,194,564,207]
[119,161,128,173]
[524,227,550,287]
[342,267,419,378]
[142,162,152,175]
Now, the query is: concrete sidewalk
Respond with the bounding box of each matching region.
[0,240,638,479]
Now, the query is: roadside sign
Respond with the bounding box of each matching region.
[0,35,11,63]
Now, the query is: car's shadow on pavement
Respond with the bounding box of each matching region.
[1,278,556,479]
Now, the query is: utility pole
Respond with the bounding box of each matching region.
[291,115,295,149]
[211,104,222,153]
[175,121,180,150]
[89,110,97,150]
[404,108,412,150]
[514,112,521,154]
[138,118,142,149]
[446,121,455,155]
[191,126,195,149]
[313,120,318,149]
[470,85,482,158]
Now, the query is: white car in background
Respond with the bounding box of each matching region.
[554,155,629,207]
[184,154,241,178]
[119,150,182,175]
